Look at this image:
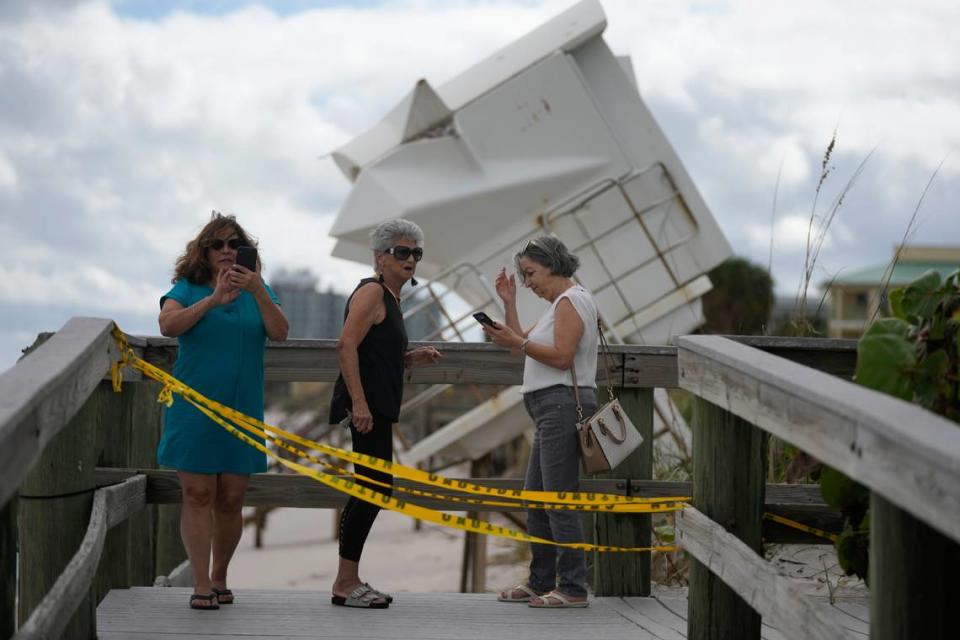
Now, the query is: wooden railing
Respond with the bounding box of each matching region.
[0,318,119,509]
[7,316,923,640]
[675,335,960,640]
[13,476,146,639]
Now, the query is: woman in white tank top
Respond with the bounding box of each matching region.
[482,236,598,609]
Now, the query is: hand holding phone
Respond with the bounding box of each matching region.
[228,245,260,293]
[473,311,500,328]
[235,246,258,272]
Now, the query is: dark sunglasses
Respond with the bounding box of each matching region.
[209,238,242,251]
[385,246,423,262]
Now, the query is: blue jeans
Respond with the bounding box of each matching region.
[522,384,597,597]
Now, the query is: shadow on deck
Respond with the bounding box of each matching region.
[97,589,870,639]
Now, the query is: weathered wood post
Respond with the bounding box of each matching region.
[592,386,653,596]
[94,378,164,599]
[18,389,102,639]
[870,496,960,639]
[94,380,132,603]
[687,398,766,640]
[154,486,186,577]
[460,456,489,593]
[127,379,164,584]
[1,497,15,638]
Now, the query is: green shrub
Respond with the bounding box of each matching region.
[822,267,960,582]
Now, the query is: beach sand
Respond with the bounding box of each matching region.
[229,507,529,594]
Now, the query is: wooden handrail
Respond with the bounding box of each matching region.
[677,506,858,640]
[132,333,856,386]
[677,335,960,544]
[0,317,118,508]
[133,336,681,387]
[95,467,822,505]
[0,324,859,514]
[13,475,146,640]
[94,468,840,544]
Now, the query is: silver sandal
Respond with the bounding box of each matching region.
[364,582,393,604]
[331,583,389,609]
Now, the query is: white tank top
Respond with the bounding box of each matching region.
[520,285,599,394]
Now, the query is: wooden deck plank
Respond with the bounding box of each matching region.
[98,589,656,639]
[832,600,870,624]
[657,596,791,640]
[656,594,869,639]
[98,588,871,639]
[619,597,686,639]
[822,601,870,636]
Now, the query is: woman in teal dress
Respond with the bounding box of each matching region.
[157,212,288,610]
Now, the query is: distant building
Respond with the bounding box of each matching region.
[269,269,443,340]
[825,246,960,339]
[269,269,346,339]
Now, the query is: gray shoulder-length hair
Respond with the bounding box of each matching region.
[515,235,580,278]
[369,218,424,252]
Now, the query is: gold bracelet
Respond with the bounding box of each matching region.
[520,338,530,355]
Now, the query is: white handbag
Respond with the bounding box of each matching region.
[572,321,644,474]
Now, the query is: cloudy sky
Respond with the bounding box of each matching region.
[1,0,957,372]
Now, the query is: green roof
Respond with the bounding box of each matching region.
[829,261,960,287]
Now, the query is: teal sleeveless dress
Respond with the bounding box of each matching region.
[156,278,279,474]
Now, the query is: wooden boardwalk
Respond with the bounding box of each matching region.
[97,589,869,639]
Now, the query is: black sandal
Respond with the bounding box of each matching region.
[189,593,220,610]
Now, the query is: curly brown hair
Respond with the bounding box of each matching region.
[172,211,258,284]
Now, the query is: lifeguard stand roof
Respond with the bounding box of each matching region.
[328,0,731,346]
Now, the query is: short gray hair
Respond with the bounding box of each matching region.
[369,218,424,252]
[515,235,580,278]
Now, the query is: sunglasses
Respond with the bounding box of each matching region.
[523,238,546,253]
[385,246,423,262]
[209,238,242,251]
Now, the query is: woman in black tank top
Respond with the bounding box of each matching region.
[327,219,440,609]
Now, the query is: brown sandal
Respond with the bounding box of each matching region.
[497,584,543,602]
[189,593,220,610]
[211,587,234,604]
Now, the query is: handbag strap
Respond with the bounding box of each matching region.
[570,359,583,421]
[596,317,616,402]
[569,314,616,419]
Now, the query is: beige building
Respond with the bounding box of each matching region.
[826,246,960,339]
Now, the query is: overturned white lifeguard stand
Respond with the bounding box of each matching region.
[328,0,730,465]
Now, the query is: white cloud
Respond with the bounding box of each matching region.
[746,213,812,254]
[0,152,18,195]
[698,116,811,187]
[0,0,958,371]
[604,0,960,177]
[745,212,857,254]
[0,262,158,314]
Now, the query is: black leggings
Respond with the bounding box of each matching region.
[338,414,394,562]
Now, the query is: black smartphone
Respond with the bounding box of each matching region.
[473,311,499,328]
[235,246,258,272]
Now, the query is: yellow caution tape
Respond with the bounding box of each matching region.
[182,394,676,552]
[763,512,839,543]
[111,328,686,551]
[209,394,676,514]
[115,330,685,510]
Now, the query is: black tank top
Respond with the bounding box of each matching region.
[329,278,408,424]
